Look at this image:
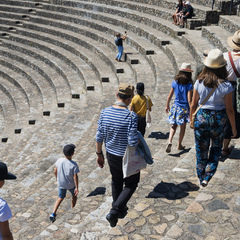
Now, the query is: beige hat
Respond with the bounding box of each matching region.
[227,30,240,51]
[118,83,134,95]
[179,62,193,72]
[203,49,227,69]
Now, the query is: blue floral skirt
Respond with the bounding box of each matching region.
[167,104,190,125]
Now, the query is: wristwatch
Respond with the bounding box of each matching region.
[96,151,103,156]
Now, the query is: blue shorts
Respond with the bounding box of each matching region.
[58,187,75,199]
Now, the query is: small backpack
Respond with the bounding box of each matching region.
[115,38,120,46]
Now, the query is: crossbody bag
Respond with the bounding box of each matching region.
[190,85,218,128]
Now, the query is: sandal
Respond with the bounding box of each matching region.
[166,143,172,153]
[221,147,233,156]
[177,145,185,150]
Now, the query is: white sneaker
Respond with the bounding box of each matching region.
[166,143,172,153]
[201,180,208,187]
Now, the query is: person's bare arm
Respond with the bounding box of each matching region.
[96,142,104,168]
[165,88,174,113]
[190,89,199,128]
[188,89,193,106]
[224,92,237,137]
[122,33,127,40]
[54,167,57,179]
[74,174,79,196]
[0,221,13,240]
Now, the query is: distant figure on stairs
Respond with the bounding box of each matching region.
[49,144,79,223]
[115,32,127,62]
[0,162,17,240]
[172,0,183,25]
[178,1,193,28]
[165,63,193,153]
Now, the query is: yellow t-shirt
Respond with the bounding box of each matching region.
[130,95,153,117]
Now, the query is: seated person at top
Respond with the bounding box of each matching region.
[176,1,186,25]
[172,0,183,25]
[179,1,193,28]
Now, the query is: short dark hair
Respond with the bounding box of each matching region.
[117,92,132,99]
[115,33,121,37]
[198,66,228,88]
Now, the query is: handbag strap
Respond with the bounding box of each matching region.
[145,95,149,109]
[193,84,218,114]
[228,51,240,78]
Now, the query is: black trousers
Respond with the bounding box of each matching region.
[137,116,146,137]
[106,152,140,216]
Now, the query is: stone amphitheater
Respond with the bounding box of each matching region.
[0,0,240,239]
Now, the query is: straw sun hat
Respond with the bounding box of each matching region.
[179,62,193,72]
[203,49,227,69]
[227,30,240,51]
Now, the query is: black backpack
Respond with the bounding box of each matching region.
[115,38,120,46]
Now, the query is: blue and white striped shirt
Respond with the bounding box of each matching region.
[96,106,139,156]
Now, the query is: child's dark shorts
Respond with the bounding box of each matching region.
[59,187,75,199]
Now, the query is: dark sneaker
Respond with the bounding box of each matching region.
[106,213,118,227]
[50,213,56,223]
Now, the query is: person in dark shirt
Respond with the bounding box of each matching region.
[115,32,127,62]
[179,1,193,28]
[172,0,183,25]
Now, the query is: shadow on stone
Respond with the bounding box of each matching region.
[146,181,199,200]
[125,52,133,62]
[87,187,106,197]
[168,147,191,157]
[148,131,169,140]
[219,146,236,162]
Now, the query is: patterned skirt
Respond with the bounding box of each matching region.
[167,104,190,125]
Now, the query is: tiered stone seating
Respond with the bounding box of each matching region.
[0,0,239,239]
[219,14,240,34]
[76,0,220,29]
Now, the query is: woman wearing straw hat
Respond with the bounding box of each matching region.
[190,49,236,188]
[222,30,240,156]
[165,62,193,153]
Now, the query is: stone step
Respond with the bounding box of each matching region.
[164,38,197,75]
[0,26,88,95]
[0,48,58,109]
[219,14,240,34]
[180,30,215,65]
[0,74,30,127]
[77,0,219,24]
[0,37,80,103]
[202,25,232,52]
[0,84,17,137]
[0,61,43,118]
[0,51,58,111]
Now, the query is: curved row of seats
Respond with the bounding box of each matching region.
[0,0,239,238]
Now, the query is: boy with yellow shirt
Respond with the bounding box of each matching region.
[130,82,153,136]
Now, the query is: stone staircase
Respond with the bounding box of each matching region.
[0,0,239,239]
